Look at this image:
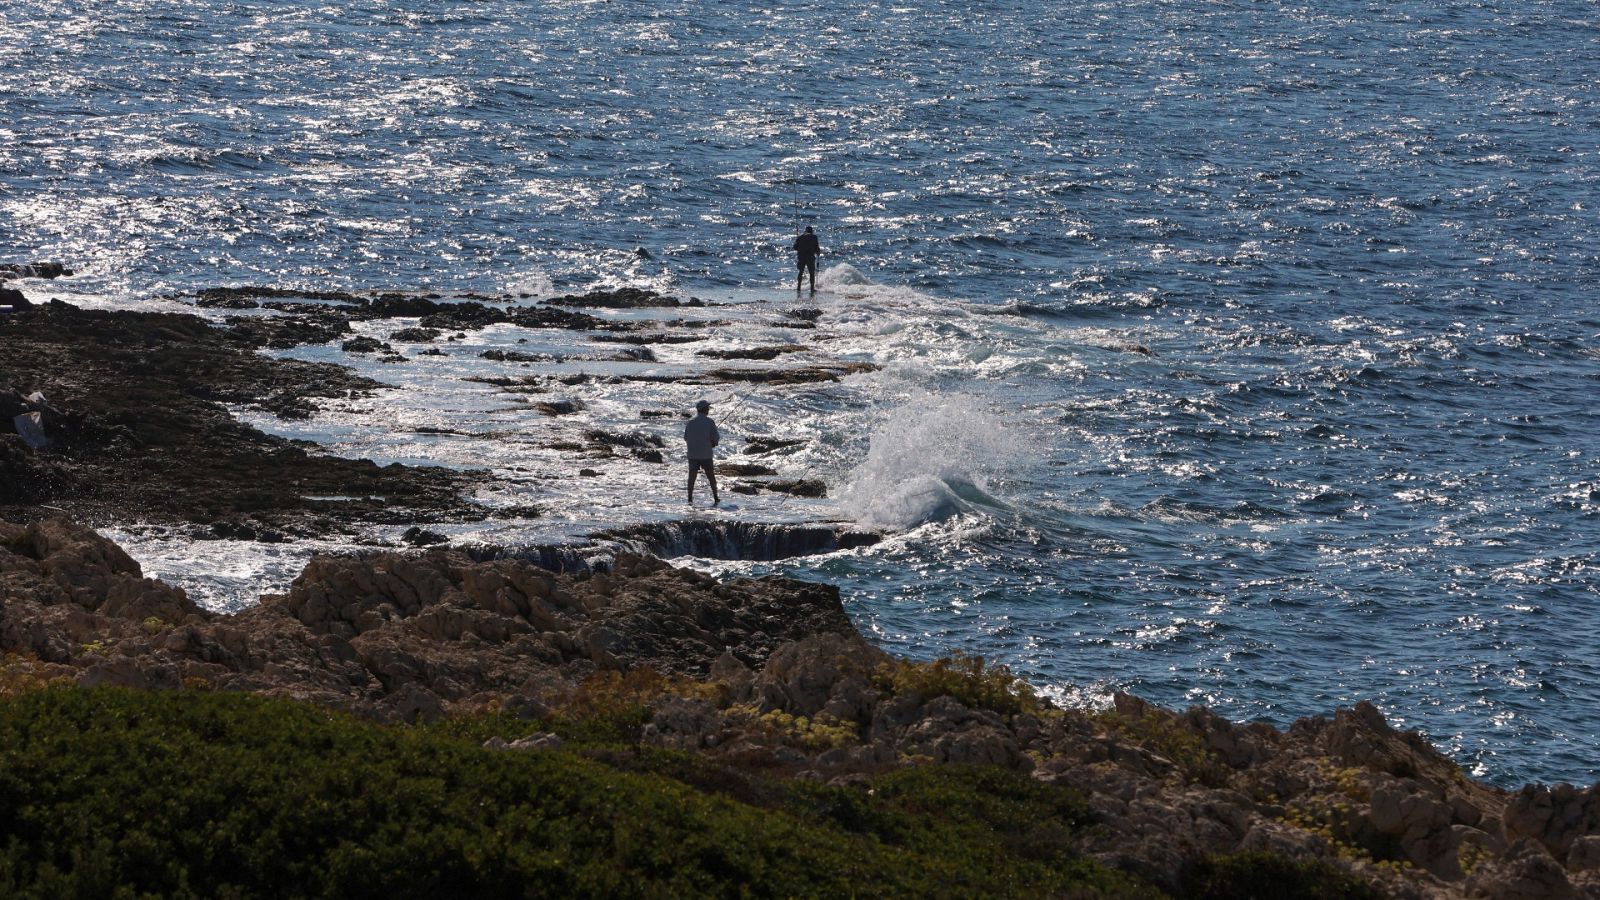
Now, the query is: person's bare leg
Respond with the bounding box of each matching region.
[686,468,696,504]
[707,469,719,504]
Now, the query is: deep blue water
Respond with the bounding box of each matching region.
[4,0,1600,786]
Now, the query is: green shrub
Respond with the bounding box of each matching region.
[875,653,1041,718]
[1094,709,1231,788]
[1185,851,1381,900]
[0,687,1158,899]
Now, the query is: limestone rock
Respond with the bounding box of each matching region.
[1466,838,1580,900]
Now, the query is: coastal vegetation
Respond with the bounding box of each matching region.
[0,686,1157,899]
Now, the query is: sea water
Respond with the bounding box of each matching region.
[4,0,1600,787]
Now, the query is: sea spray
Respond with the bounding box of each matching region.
[839,394,1018,532]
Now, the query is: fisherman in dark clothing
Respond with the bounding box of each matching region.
[793,226,820,294]
[684,399,720,505]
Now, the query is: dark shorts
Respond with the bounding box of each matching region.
[797,256,817,273]
[688,458,715,477]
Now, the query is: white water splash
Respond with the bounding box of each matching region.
[817,262,873,288]
[839,393,1017,532]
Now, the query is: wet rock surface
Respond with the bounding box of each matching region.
[0,299,475,537]
[6,518,1600,898]
[545,287,703,308]
[696,344,810,361]
[180,286,629,351]
[590,520,880,561]
[0,262,73,281]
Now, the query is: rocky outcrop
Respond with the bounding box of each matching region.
[178,287,631,349]
[0,263,72,281]
[0,301,474,535]
[703,362,880,384]
[696,344,809,361]
[6,518,1600,897]
[0,518,856,721]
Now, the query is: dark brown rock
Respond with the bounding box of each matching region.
[342,336,390,354]
[0,301,475,536]
[0,263,71,281]
[1,287,31,311]
[546,288,700,309]
[696,345,808,361]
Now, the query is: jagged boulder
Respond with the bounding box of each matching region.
[749,632,885,718]
[0,519,202,624]
[1466,838,1582,899]
[1505,783,1600,862]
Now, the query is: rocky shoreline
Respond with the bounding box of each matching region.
[4,283,1600,897]
[4,517,1599,898]
[0,297,475,541]
[1,285,872,556]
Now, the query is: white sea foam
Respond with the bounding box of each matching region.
[838,393,1016,532]
[503,269,556,299]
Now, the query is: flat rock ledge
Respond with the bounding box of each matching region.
[4,518,1599,898]
[0,299,477,537]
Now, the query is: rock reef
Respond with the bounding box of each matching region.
[0,300,475,538]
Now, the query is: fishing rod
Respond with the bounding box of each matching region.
[701,390,825,510]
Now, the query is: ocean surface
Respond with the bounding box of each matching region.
[4,0,1599,787]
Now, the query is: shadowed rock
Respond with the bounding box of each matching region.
[547,288,702,309]
[535,399,586,417]
[590,521,879,561]
[716,463,777,477]
[1,288,33,312]
[0,262,72,281]
[591,333,707,346]
[743,437,807,455]
[704,363,879,384]
[763,479,827,498]
[342,336,390,354]
[390,327,441,343]
[1,518,857,707]
[622,364,879,387]
[696,345,809,361]
[0,301,475,537]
